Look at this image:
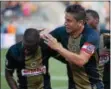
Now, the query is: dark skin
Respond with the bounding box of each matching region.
[86,13,99,30]
[23,41,39,56]
[5,40,39,89]
[5,70,18,89]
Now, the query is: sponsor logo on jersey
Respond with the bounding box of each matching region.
[21,66,46,76]
[81,42,95,55]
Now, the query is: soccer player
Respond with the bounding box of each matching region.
[86,9,99,31]
[5,28,52,89]
[86,9,110,89]
[42,4,104,89]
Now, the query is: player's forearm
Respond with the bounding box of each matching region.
[53,54,67,64]
[5,70,18,89]
[6,77,18,89]
[42,34,87,66]
[56,47,86,67]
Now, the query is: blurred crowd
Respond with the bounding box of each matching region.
[0,1,110,89]
[0,1,110,48]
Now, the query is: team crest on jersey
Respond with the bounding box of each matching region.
[30,62,37,68]
[81,42,95,55]
[21,66,46,76]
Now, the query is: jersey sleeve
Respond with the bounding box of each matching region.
[50,26,67,63]
[50,26,63,41]
[81,32,100,55]
[5,48,16,71]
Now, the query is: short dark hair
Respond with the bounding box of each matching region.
[23,28,40,46]
[86,9,99,19]
[65,4,86,21]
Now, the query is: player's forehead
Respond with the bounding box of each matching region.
[87,13,99,19]
[22,40,37,48]
[86,14,93,19]
[65,12,77,22]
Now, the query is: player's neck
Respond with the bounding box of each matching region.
[71,25,84,38]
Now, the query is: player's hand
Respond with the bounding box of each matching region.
[40,28,51,38]
[42,34,63,51]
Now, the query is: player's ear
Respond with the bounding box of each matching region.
[78,20,84,27]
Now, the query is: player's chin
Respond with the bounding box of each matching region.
[66,28,72,33]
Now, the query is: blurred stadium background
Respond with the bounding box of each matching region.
[1,1,110,89]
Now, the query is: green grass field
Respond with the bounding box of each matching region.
[1,49,68,89]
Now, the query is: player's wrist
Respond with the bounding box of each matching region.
[56,44,63,52]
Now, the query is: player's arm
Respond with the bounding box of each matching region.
[42,34,96,67]
[54,43,95,67]
[47,47,67,63]
[52,53,67,64]
[50,27,67,63]
[5,49,18,89]
[40,35,67,64]
[5,69,18,89]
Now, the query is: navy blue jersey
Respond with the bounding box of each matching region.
[5,41,52,89]
[50,24,103,89]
